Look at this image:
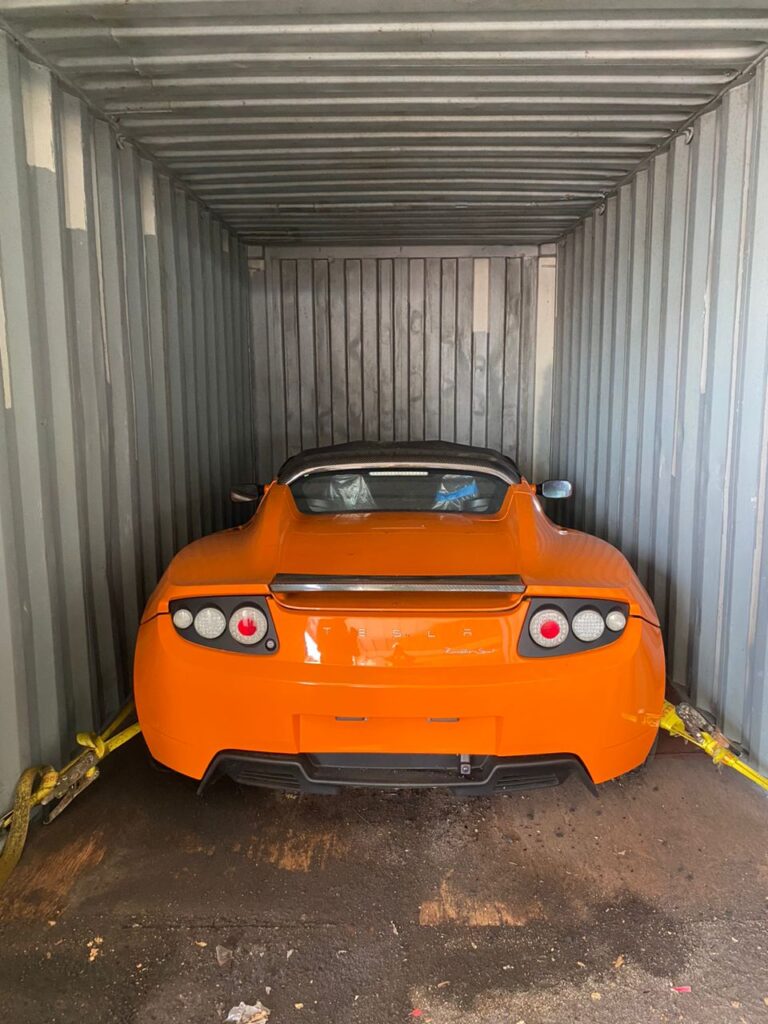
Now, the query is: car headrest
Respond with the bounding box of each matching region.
[323,472,376,511]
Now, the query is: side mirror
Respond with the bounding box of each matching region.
[230,484,265,503]
[536,479,573,500]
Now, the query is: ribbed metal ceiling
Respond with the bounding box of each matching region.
[2,1,768,244]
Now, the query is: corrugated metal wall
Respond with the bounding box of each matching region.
[250,247,555,483]
[0,35,253,807]
[552,59,768,774]
[5,2,766,248]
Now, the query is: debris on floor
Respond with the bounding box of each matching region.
[216,944,234,967]
[223,1002,270,1023]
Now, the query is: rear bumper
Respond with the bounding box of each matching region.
[199,750,592,795]
[135,610,665,786]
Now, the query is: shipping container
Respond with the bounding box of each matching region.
[0,2,767,794]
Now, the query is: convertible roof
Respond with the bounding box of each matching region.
[277,441,521,485]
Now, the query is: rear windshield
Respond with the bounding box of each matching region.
[289,469,508,514]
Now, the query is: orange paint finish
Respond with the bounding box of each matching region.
[134,479,665,786]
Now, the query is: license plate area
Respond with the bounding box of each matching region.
[298,714,498,754]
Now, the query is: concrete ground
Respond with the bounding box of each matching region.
[1,735,767,1024]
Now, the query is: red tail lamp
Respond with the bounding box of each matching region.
[228,606,268,646]
[529,608,569,648]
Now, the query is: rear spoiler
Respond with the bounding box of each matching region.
[270,574,525,594]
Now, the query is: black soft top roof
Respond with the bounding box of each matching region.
[277,440,521,485]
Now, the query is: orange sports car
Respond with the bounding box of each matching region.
[134,441,664,794]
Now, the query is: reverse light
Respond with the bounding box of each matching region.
[572,608,605,642]
[172,608,193,630]
[606,609,627,632]
[194,606,226,639]
[229,606,268,645]
[529,608,569,648]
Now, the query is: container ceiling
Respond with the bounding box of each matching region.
[2,1,768,245]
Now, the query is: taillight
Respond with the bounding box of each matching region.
[193,606,226,639]
[605,609,627,632]
[170,596,278,654]
[529,608,569,648]
[519,598,629,657]
[229,606,268,645]
[172,608,193,630]
[572,608,605,642]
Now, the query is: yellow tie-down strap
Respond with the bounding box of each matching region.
[2,698,767,890]
[660,700,768,793]
[0,701,141,890]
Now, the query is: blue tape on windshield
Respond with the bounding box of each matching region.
[434,480,479,506]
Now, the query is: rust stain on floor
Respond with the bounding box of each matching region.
[0,830,106,920]
[247,827,349,872]
[2,741,768,1024]
[181,837,217,857]
[419,875,539,927]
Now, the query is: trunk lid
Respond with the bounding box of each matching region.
[268,512,525,610]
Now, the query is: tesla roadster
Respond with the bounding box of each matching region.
[134,441,664,793]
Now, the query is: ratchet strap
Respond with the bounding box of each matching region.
[660,699,768,793]
[0,700,140,890]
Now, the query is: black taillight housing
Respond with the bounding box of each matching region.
[169,595,279,654]
[518,597,629,658]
